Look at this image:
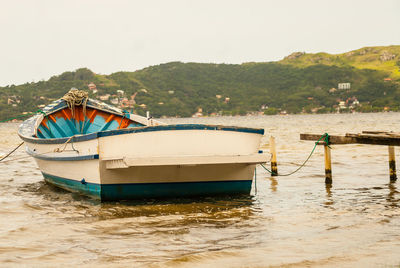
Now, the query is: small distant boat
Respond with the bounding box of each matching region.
[18,90,267,201]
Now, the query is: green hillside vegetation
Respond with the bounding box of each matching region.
[280,45,400,78]
[0,45,399,120]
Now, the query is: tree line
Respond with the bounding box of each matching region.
[0,61,398,120]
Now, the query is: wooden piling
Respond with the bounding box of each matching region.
[388,146,397,182]
[300,131,400,185]
[324,145,332,184]
[270,136,278,176]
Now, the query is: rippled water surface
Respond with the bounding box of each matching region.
[1,113,400,267]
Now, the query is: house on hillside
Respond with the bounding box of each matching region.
[192,108,203,117]
[88,82,98,94]
[120,98,130,108]
[346,97,360,109]
[338,83,351,90]
[99,94,110,101]
[7,96,20,105]
[380,51,396,62]
[110,98,119,105]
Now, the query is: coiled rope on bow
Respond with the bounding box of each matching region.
[61,89,89,132]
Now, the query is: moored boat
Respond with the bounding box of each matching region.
[18,90,267,201]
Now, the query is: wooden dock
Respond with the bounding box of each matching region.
[300,131,399,184]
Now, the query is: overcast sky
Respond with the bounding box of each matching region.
[0,0,399,86]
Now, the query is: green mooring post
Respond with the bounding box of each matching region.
[388,146,397,182]
[324,144,332,184]
[270,136,278,176]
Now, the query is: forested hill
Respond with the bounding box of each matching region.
[1,45,399,120]
[280,45,400,78]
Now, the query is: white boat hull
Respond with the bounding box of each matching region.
[22,125,266,200]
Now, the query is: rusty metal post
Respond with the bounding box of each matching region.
[270,136,278,176]
[324,144,332,184]
[388,146,397,182]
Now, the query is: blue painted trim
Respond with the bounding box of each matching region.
[19,132,98,144]
[26,148,99,161]
[100,180,252,201]
[41,172,252,201]
[42,172,101,198]
[20,124,264,144]
[98,124,265,138]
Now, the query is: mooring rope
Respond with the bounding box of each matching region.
[0,122,329,179]
[0,109,46,123]
[0,148,62,164]
[53,135,78,153]
[254,166,257,195]
[260,133,330,177]
[118,111,126,130]
[0,142,25,162]
[0,110,46,163]
[0,95,85,164]
[0,139,79,164]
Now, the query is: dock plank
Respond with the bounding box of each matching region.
[300,134,356,144]
[300,132,400,146]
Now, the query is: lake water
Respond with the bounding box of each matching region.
[0,113,399,267]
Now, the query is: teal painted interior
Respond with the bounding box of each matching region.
[38,114,143,139]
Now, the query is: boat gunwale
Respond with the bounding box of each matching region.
[19,123,265,144]
[42,99,131,119]
[25,146,100,161]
